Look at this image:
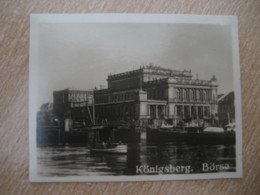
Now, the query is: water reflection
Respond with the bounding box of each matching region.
[37,141,236,176]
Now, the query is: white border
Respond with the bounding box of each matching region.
[29,14,243,182]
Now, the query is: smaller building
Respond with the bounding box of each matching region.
[37,103,56,126]
[53,89,94,124]
[218,91,235,126]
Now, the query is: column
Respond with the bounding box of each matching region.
[156,105,158,119]
[195,106,199,119]
[197,89,199,101]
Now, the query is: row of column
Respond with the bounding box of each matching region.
[147,105,167,119]
[177,105,211,118]
[176,88,212,102]
[147,104,211,119]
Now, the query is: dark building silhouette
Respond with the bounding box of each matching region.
[37,103,55,126]
[218,91,235,126]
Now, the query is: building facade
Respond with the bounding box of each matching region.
[94,65,218,125]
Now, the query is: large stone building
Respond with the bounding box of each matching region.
[94,65,218,126]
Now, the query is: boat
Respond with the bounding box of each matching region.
[225,123,236,132]
[159,122,174,130]
[146,126,235,145]
[90,143,127,154]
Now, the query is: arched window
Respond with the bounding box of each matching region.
[199,89,203,101]
[206,90,209,101]
[177,88,180,100]
[193,89,196,100]
[186,89,190,100]
[178,88,183,100]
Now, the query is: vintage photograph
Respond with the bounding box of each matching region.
[29,14,242,182]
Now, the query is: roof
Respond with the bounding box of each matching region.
[218,91,234,102]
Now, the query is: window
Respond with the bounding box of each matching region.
[191,89,196,100]
[199,89,203,101]
[186,89,190,100]
[177,88,180,100]
[180,88,183,100]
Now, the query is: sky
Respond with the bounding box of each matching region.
[37,22,234,107]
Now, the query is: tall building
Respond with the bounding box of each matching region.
[94,65,218,126]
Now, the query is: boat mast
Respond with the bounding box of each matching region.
[140,67,142,91]
[93,92,95,125]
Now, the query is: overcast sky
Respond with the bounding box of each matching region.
[37,22,234,107]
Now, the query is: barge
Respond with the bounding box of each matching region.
[146,126,235,145]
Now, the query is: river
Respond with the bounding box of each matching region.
[37,138,236,177]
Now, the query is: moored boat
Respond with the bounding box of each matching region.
[90,143,127,154]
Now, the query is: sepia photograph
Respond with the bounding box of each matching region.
[29,14,242,182]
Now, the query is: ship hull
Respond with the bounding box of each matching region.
[146,128,235,145]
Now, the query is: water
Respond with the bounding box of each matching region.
[37,139,236,177]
